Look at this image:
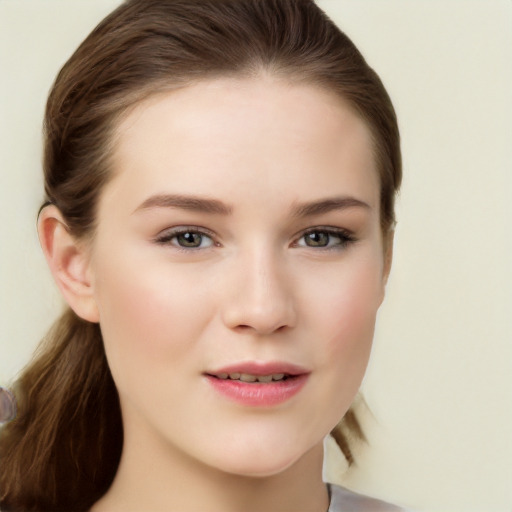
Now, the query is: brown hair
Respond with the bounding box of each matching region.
[0,1,401,510]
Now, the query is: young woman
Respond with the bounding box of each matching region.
[0,1,405,510]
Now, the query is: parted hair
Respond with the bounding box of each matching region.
[0,1,401,510]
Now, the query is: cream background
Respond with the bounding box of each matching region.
[0,1,511,511]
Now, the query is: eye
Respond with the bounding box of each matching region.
[155,228,215,249]
[295,228,355,249]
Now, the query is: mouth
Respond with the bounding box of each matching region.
[204,362,309,406]
[207,372,293,383]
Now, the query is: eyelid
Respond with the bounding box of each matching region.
[154,225,218,247]
[292,226,357,249]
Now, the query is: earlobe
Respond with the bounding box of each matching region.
[37,205,99,323]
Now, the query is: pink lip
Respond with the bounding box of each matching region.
[204,361,310,407]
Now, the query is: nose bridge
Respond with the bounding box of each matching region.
[222,242,296,334]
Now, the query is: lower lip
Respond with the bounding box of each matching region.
[205,374,309,407]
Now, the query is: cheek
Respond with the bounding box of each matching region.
[324,300,375,377]
[310,259,383,385]
[91,249,214,377]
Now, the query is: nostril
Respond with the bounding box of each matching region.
[232,322,290,336]
[234,324,252,332]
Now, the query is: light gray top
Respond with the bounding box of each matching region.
[327,483,409,512]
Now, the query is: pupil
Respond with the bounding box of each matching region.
[307,232,328,246]
[179,232,201,247]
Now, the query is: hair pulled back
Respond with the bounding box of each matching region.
[0,1,401,510]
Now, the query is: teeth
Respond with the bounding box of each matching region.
[216,373,288,382]
[239,373,257,382]
[257,375,273,383]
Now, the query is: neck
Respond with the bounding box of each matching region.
[91,419,329,512]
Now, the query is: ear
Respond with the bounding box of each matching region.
[382,229,394,286]
[38,205,99,323]
[378,229,394,305]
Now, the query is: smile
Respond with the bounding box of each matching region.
[205,362,309,406]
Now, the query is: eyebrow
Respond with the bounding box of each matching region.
[291,196,371,217]
[134,194,233,215]
[133,193,370,217]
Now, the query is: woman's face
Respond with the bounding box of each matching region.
[87,76,389,476]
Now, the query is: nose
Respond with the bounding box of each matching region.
[221,248,297,335]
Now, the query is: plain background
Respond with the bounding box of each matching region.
[0,1,511,511]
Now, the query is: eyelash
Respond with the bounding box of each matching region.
[154,226,217,251]
[293,227,356,251]
[154,226,356,252]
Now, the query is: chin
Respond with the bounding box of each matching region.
[217,454,300,479]
[202,436,319,479]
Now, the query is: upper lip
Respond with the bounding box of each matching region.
[206,361,310,377]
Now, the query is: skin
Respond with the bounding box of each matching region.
[39,75,392,512]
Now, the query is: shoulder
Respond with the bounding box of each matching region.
[327,483,412,512]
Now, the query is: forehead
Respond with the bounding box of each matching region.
[107,75,379,210]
